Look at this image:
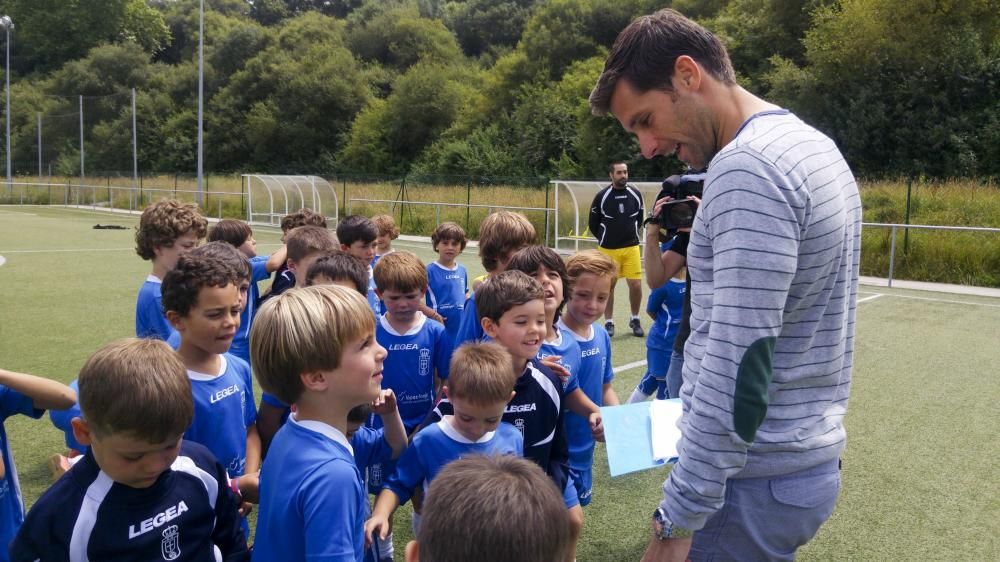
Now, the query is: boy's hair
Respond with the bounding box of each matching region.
[190,241,250,281]
[207,219,253,248]
[372,214,400,240]
[431,221,467,251]
[372,251,427,294]
[161,253,237,317]
[589,8,736,116]
[565,249,618,290]
[478,211,536,272]
[135,199,208,260]
[506,245,569,318]
[336,215,378,246]
[251,285,375,405]
[78,338,193,443]
[418,454,571,562]
[476,270,544,323]
[286,225,338,263]
[305,251,368,295]
[347,403,371,424]
[446,343,517,406]
[280,208,327,233]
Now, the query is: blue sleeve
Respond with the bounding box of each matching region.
[564,369,580,394]
[461,266,468,294]
[647,285,668,315]
[352,428,393,469]
[0,385,44,421]
[434,325,452,381]
[301,462,363,561]
[235,359,257,427]
[383,439,426,506]
[452,295,481,347]
[602,332,615,384]
[250,256,270,283]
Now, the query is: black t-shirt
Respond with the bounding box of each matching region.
[668,231,692,354]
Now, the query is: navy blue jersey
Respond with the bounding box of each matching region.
[136,275,176,341]
[425,359,568,492]
[10,441,248,562]
[425,262,468,340]
[385,420,522,505]
[258,265,294,307]
[184,355,257,479]
[373,314,451,431]
[252,415,367,562]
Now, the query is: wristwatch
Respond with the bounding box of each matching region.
[652,507,693,540]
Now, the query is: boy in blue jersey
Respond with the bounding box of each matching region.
[426,222,469,341]
[338,215,383,315]
[347,391,407,562]
[134,199,207,341]
[259,208,328,305]
[452,211,537,346]
[162,254,261,520]
[421,271,575,560]
[257,225,338,455]
[0,368,74,560]
[366,342,523,545]
[207,219,287,365]
[371,214,399,267]
[406,455,571,562]
[557,250,621,511]
[11,339,248,561]
[629,239,686,402]
[250,285,388,561]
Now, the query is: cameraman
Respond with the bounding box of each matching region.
[643,190,699,399]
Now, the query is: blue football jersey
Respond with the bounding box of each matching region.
[230,256,270,365]
[253,415,366,562]
[184,355,257,479]
[1,385,43,557]
[384,420,522,505]
[425,262,468,340]
[557,320,614,469]
[366,265,382,316]
[10,441,248,561]
[351,427,393,485]
[135,275,176,341]
[452,292,484,347]
[374,314,451,431]
[538,326,582,394]
[646,278,685,352]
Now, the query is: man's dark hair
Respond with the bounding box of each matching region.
[336,215,378,246]
[608,160,628,173]
[162,253,238,317]
[589,8,736,116]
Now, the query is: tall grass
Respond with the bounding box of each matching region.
[2,175,997,286]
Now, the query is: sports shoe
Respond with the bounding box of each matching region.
[604,320,615,337]
[629,317,645,337]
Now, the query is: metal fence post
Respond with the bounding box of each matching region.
[543,180,550,247]
[465,178,472,232]
[904,177,912,255]
[888,225,897,288]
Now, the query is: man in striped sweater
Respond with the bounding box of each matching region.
[590,9,861,562]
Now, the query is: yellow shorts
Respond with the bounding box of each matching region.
[597,245,642,280]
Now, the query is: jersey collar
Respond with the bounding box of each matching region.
[438,418,497,444]
[556,318,594,342]
[379,311,426,336]
[186,355,228,381]
[289,413,354,456]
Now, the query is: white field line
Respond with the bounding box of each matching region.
[613,359,648,374]
[0,255,5,267]
[0,247,135,253]
[877,293,1000,309]
[857,294,884,304]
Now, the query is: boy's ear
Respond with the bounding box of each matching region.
[286,258,299,275]
[340,243,350,252]
[300,370,330,392]
[508,390,516,402]
[71,417,95,447]
[165,310,184,330]
[481,316,499,339]
[441,385,450,400]
[404,540,420,562]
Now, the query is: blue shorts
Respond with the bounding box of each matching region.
[562,475,580,508]
[567,466,593,507]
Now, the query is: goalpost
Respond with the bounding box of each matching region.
[551,180,665,253]
[242,174,339,227]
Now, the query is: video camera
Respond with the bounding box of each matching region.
[655,171,706,230]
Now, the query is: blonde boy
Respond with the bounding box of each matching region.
[372,214,400,265]
[453,211,536,345]
[134,199,207,340]
[250,285,387,561]
[366,343,523,543]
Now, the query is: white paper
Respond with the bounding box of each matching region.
[649,399,683,462]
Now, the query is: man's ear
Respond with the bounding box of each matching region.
[481,316,499,339]
[404,540,420,562]
[673,55,702,90]
[300,370,330,392]
[71,417,95,447]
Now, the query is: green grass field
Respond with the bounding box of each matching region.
[1,206,998,560]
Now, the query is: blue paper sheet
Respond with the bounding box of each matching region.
[600,399,681,477]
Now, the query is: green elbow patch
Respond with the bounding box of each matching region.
[733,336,776,442]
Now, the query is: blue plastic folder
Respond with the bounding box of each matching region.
[601,399,681,477]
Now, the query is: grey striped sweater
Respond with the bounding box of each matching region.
[661,110,862,531]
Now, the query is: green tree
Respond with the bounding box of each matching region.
[347,8,463,71]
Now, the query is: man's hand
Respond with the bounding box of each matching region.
[589,412,605,442]
[371,389,398,416]
[641,536,692,562]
